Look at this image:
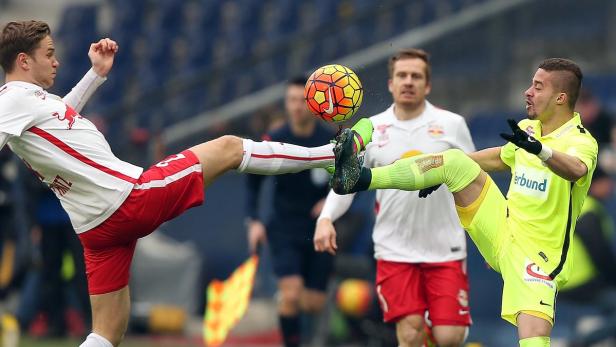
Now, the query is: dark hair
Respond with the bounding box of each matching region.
[538,58,583,110]
[388,48,431,81]
[287,75,307,87]
[0,20,51,73]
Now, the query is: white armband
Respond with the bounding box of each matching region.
[538,145,553,161]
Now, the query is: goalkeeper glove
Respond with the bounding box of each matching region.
[500,119,552,161]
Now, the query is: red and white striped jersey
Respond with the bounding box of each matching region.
[0,79,142,233]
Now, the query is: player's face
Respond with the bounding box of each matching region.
[26,35,59,89]
[286,84,313,126]
[524,69,560,121]
[388,58,431,109]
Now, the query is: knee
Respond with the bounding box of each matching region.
[301,293,327,313]
[278,289,302,315]
[398,323,424,346]
[443,148,469,165]
[433,327,468,347]
[215,135,244,168]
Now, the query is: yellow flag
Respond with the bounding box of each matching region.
[204,255,259,346]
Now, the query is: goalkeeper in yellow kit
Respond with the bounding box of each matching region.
[330,58,598,347]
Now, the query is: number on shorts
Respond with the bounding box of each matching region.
[155,154,185,167]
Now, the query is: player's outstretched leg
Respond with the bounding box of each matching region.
[331,128,480,195]
[188,120,373,187]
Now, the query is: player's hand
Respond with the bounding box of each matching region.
[314,218,338,255]
[247,220,267,255]
[419,184,441,198]
[500,119,542,155]
[89,38,118,77]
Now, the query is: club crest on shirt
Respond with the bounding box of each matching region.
[375,124,391,147]
[427,123,445,138]
[34,90,46,100]
[53,105,82,130]
[525,125,535,137]
[523,259,555,289]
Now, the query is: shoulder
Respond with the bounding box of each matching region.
[369,107,395,125]
[0,86,33,113]
[427,104,467,126]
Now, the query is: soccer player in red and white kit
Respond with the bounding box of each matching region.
[0,21,351,347]
[314,49,475,347]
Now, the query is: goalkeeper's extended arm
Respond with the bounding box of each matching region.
[500,119,587,181]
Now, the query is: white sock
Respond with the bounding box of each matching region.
[80,333,113,347]
[237,139,334,174]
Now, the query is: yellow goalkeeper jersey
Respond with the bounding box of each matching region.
[500,114,598,282]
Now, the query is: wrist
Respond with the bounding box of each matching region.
[91,65,108,78]
[537,145,553,161]
[317,216,332,223]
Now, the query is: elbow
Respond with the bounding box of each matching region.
[568,163,588,182]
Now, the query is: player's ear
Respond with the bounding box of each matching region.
[555,92,567,106]
[387,78,393,94]
[425,81,432,96]
[16,52,30,71]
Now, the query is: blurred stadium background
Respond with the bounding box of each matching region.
[1,0,616,346]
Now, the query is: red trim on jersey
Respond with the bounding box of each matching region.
[28,127,137,183]
[251,153,334,161]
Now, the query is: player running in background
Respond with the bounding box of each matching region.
[245,76,336,347]
[315,49,474,347]
[331,58,597,347]
[0,21,369,347]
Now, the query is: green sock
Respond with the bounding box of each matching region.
[368,149,480,193]
[350,118,373,152]
[519,336,550,347]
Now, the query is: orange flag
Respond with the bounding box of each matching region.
[204,255,259,346]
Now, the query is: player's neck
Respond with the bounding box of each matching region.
[394,101,425,121]
[290,120,316,137]
[541,109,574,135]
[5,73,41,88]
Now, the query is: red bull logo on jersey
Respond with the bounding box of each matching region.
[53,105,82,129]
[512,166,550,199]
[427,123,445,138]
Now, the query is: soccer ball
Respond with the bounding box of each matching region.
[305,64,363,123]
[336,279,372,317]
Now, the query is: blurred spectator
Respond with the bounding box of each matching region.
[18,174,90,338]
[576,88,614,147]
[560,167,616,346]
[597,126,616,176]
[0,149,20,347]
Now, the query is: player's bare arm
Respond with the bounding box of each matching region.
[89,38,118,77]
[468,147,508,172]
[543,151,588,181]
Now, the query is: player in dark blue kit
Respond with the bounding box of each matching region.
[245,77,335,347]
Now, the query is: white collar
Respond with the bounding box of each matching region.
[386,100,433,123]
[3,80,44,91]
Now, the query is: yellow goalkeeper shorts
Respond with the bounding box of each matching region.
[456,176,557,326]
